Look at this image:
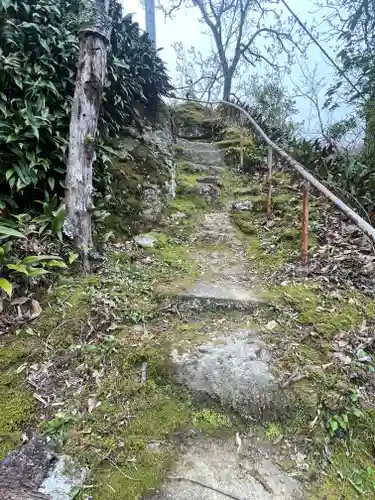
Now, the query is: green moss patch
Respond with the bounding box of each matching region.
[231,212,257,235]
[313,439,375,499]
[0,364,35,458]
[192,408,230,435]
[265,283,367,339]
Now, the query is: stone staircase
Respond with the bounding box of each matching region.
[152,137,306,499]
[159,138,264,313]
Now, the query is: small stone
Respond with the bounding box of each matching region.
[133,324,147,335]
[134,234,156,248]
[147,441,163,453]
[332,352,351,365]
[266,320,278,331]
[171,211,187,220]
[231,200,253,212]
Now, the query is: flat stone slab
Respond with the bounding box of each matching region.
[188,282,258,301]
[172,329,287,419]
[39,455,87,499]
[177,141,222,166]
[157,281,264,311]
[149,435,303,499]
[182,161,222,175]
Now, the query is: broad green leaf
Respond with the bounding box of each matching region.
[44,260,68,269]
[330,419,338,432]
[6,263,29,275]
[0,278,12,297]
[27,268,49,278]
[21,255,62,265]
[5,169,14,181]
[0,225,26,238]
[1,0,13,10]
[48,177,55,191]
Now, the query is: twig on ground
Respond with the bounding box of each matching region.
[94,450,140,482]
[281,369,306,388]
[248,468,274,494]
[167,476,245,500]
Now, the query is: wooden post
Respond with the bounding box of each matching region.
[301,181,310,265]
[267,146,273,216]
[240,128,244,169]
[65,0,112,269]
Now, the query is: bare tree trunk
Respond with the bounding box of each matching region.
[65,0,111,269]
[222,77,231,102]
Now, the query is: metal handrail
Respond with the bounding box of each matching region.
[173,97,375,261]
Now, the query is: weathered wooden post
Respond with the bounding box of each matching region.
[65,0,112,269]
[301,181,310,265]
[266,146,273,216]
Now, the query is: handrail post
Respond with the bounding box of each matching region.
[173,97,375,245]
[267,146,273,216]
[240,127,244,169]
[301,181,310,265]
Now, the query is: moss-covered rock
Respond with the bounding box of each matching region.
[105,123,176,238]
[172,102,218,139]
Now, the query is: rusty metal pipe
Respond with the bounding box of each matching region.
[267,146,273,217]
[173,97,375,243]
[240,129,244,169]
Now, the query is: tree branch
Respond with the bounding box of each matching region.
[240,27,299,56]
[243,50,278,69]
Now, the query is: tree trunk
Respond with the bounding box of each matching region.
[65,0,111,268]
[222,74,232,102]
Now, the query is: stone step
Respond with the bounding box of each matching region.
[181,183,221,203]
[172,328,290,420]
[196,176,223,187]
[151,433,303,499]
[194,230,231,245]
[180,161,223,175]
[156,281,264,312]
[177,139,218,151]
[182,150,222,167]
[177,139,222,166]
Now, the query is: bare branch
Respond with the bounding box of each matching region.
[243,50,278,69]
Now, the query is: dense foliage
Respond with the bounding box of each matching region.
[312,0,375,219]
[0,0,171,211]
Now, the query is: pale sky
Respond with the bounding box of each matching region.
[121,0,357,141]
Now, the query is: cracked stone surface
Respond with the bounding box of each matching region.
[149,435,303,500]
[172,329,286,419]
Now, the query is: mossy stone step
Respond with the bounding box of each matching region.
[176,140,222,166]
[156,281,265,312]
[180,161,222,175]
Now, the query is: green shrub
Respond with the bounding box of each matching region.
[0,0,171,210]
